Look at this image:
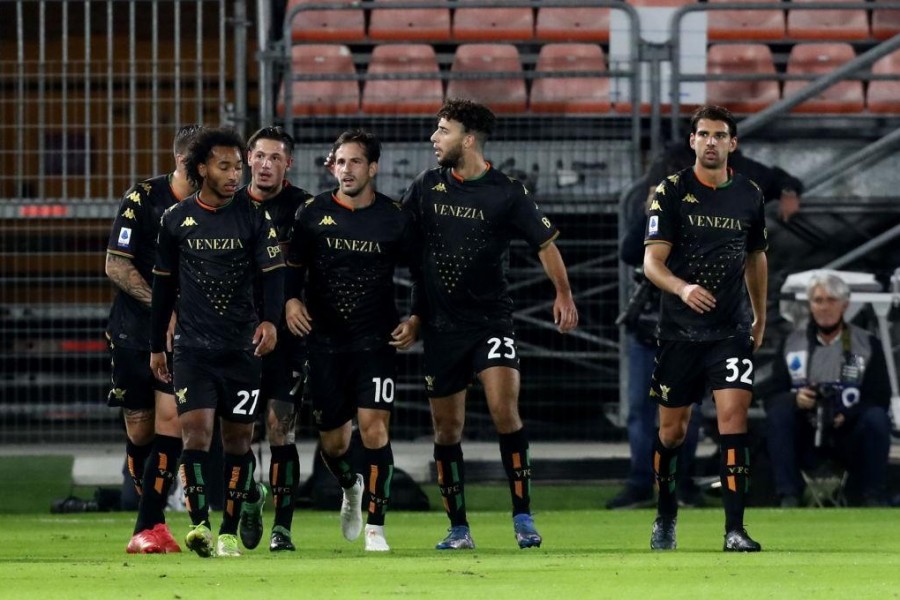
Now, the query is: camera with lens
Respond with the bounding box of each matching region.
[616,270,660,346]
[810,383,842,449]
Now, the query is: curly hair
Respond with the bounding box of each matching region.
[691,105,738,138]
[330,129,381,164]
[184,128,244,189]
[437,98,496,138]
[247,125,295,156]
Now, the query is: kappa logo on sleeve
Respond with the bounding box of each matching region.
[117,227,132,247]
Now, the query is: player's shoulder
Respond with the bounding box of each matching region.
[121,173,169,203]
[486,166,530,198]
[283,181,314,202]
[373,191,401,211]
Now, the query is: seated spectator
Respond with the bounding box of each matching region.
[764,272,892,507]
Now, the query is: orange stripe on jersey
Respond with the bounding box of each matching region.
[727,475,737,492]
[727,448,736,466]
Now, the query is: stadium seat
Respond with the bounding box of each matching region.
[866,50,900,114]
[286,0,365,43]
[784,43,864,113]
[446,44,527,114]
[535,7,611,43]
[707,0,786,41]
[368,0,451,42]
[452,6,534,41]
[786,0,870,41]
[361,44,443,115]
[530,44,612,114]
[872,0,900,41]
[277,44,359,117]
[625,0,696,6]
[706,44,780,113]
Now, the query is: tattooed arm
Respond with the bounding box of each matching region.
[105,253,152,308]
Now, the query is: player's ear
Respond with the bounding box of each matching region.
[198,162,208,179]
[368,160,378,178]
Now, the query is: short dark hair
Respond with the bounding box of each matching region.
[184,128,244,189]
[438,98,496,138]
[691,105,738,138]
[172,124,205,156]
[247,126,295,156]
[330,129,381,164]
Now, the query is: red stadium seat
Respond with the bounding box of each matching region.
[368,0,451,42]
[452,7,534,41]
[706,44,780,113]
[277,44,359,117]
[707,0,786,41]
[786,0,870,41]
[361,44,443,115]
[784,43,864,113]
[867,50,900,114]
[530,44,611,114]
[286,0,365,43]
[872,0,900,41]
[535,7,611,43]
[446,44,527,114]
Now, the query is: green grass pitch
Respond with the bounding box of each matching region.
[2,456,898,598]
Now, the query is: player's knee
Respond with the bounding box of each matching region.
[658,423,687,447]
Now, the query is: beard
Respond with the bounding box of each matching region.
[437,144,463,169]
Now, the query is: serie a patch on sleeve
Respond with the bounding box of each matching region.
[117,227,132,248]
[648,215,659,235]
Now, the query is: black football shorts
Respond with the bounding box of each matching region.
[306,346,397,431]
[422,327,521,397]
[650,336,755,408]
[107,339,174,409]
[260,336,306,406]
[172,347,262,423]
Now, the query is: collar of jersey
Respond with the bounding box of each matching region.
[248,180,290,204]
[693,166,734,190]
[195,193,233,212]
[331,191,374,211]
[450,161,491,183]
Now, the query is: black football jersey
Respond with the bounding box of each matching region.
[106,174,181,350]
[236,181,313,321]
[286,190,414,352]
[154,193,285,351]
[401,165,558,332]
[645,167,767,342]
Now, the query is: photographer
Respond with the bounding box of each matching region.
[764,272,892,507]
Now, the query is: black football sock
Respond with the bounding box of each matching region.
[220,452,254,536]
[363,443,394,527]
[434,442,468,528]
[654,434,681,519]
[269,443,300,531]
[720,433,750,533]
[321,448,358,489]
[134,434,182,533]
[126,439,153,497]
[179,449,211,528]
[499,428,533,516]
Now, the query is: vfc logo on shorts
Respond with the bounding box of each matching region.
[425,375,435,392]
[175,387,188,404]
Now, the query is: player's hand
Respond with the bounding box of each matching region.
[796,386,816,411]
[390,315,420,350]
[750,319,765,351]
[150,351,171,383]
[253,321,277,357]
[323,151,335,171]
[833,413,845,429]
[778,191,800,222]
[285,298,312,336]
[679,283,716,314]
[553,292,578,333]
[166,312,177,353]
